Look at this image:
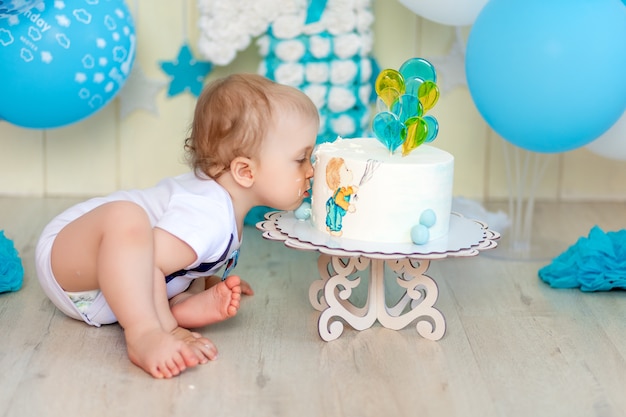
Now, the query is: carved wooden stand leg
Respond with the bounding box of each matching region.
[308,254,446,341]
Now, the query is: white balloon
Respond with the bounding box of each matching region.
[585,111,626,161]
[398,0,489,26]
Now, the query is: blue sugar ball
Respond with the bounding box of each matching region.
[294,201,312,220]
[411,224,430,245]
[419,209,437,228]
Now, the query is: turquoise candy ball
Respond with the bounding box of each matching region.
[411,224,430,245]
[294,201,312,220]
[419,209,437,228]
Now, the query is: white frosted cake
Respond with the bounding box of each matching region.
[310,137,454,244]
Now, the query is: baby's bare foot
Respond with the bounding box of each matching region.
[205,275,254,296]
[171,327,218,363]
[125,326,201,379]
[171,275,243,328]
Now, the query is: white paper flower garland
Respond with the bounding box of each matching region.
[197,0,377,143]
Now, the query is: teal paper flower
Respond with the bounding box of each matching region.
[0,231,24,293]
[538,226,626,292]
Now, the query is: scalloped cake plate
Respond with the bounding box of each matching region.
[268,211,488,258]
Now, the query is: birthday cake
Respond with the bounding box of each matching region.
[306,57,454,245]
[310,137,454,244]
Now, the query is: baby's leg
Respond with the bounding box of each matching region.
[170,275,243,328]
[50,201,215,378]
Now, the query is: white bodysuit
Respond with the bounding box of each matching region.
[35,172,241,326]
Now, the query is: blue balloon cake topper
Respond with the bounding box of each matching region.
[372,57,440,155]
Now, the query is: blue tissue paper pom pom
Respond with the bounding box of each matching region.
[0,231,24,293]
[538,226,626,292]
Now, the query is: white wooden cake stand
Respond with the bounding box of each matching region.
[256,211,499,342]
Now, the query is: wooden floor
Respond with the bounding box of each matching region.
[1,197,626,417]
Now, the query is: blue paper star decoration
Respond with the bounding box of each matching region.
[160,43,212,97]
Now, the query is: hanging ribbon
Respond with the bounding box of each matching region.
[305,0,328,24]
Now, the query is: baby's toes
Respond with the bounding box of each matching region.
[163,358,182,377]
[197,340,218,361]
[179,344,201,368]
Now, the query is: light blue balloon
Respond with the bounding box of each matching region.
[404,76,425,97]
[466,0,626,153]
[423,115,439,143]
[372,111,406,152]
[0,0,41,18]
[390,94,422,123]
[0,0,135,129]
[399,58,436,84]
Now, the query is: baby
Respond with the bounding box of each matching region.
[35,74,319,378]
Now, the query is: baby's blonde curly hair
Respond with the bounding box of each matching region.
[185,73,319,179]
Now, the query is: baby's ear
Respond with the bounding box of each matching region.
[230,156,255,188]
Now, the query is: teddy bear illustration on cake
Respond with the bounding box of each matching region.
[300,58,455,246]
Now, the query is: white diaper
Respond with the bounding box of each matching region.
[35,204,193,327]
[66,290,100,314]
[35,212,118,327]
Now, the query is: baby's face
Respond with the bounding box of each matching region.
[253,110,318,211]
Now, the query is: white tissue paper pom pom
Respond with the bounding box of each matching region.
[275,39,307,62]
[358,84,372,104]
[303,20,325,36]
[359,57,372,82]
[247,0,287,31]
[324,9,356,35]
[309,35,331,59]
[303,84,328,109]
[198,39,237,66]
[325,0,353,15]
[356,9,375,33]
[330,60,358,85]
[328,87,356,112]
[231,33,253,51]
[241,11,273,37]
[330,114,357,136]
[257,36,270,56]
[306,63,330,84]
[359,31,374,55]
[333,33,362,59]
[275,62,305,86]
[360,111,372,132]
[272,14,306,39]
